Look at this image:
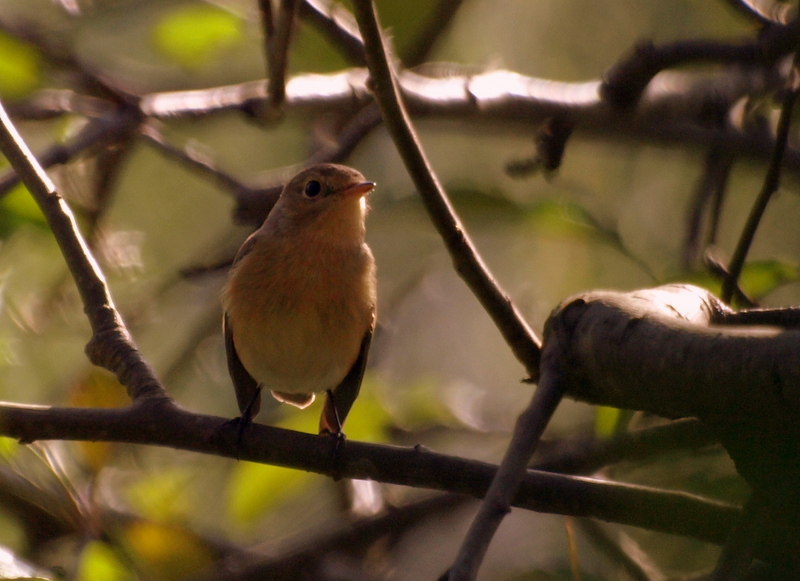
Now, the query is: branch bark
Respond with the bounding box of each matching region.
[351,0,542,380]
[0,100,165,402]
[0,401,739,547]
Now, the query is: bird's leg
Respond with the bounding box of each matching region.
[321,389,346,480]
[320,388,343,435]
[234,386,262,459]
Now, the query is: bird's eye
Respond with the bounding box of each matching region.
[304,180,322,198]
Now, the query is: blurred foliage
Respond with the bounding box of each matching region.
[75,540,131,581]
[0,0,790,579]
[0,31,40,101]
[152,4,244,70]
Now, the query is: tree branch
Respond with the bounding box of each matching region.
[722,59,799,302]
[300,0,366,65]
[0,401,740,546]
[351,0,542,380]
[449,362,565,580]
[0,100,165,402]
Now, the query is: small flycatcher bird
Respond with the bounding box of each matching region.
[222,163,376,435]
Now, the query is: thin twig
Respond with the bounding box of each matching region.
[0,111,139,199]
[300,0,366,65]
[0,99,165,402]
[447,351,565,581]
[401,0,465,67]
[267,0,302,113]
[197,494,466,581]
[139,120,256,196]
[703,253,756,307]
[683,145,734,269]
[722,64,799,302]
[351,0,542,379]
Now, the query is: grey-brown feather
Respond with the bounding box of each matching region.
[223,312,262,419]
[320,314,375,433]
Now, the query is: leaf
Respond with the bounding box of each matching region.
[226,460,311,527]
[0,32,41,101]
[118,521,214,581]
[0,437,19,461]
[152,5,242,70]
[75,541,129,581]
[738,259,799,300]
[0,183,48,238]
[67,368,128,473]
[125,470,194,522]
[594,406,633,438]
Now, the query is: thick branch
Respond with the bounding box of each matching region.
[0,401,739,546]
[543,283,800,566]
[139,66,800,172]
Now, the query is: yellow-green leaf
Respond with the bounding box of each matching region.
[0,32,40,101]
[75,541,130,581]
[119,521,214,581]
[152,5,242,69]
[738,259,799,300]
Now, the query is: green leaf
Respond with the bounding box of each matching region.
[0,183,48,238]
[125,470,194,522]
[152,5,242,69]
[119,521,214,581]
[0,32,41,101]
[738,259,799,300]
[594,406,633,438]
[226,460,311,527]
[75,541,130,581]
[0,437,18,461]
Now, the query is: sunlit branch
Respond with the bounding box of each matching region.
[0,100,165,402]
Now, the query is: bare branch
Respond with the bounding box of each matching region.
[533,418,716,475]
[448,364,565,580]
[139,120,257,196]
[267,0,302,113]
[602,24,798,107]
[300,0,366,65]
[0,100,165,402]
[0,111,140,199]
[0,402,740,547]
[722,62,799,302]
[401,0,465,67]
[351,0,542,380]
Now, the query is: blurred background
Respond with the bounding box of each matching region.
[0,0,793,579]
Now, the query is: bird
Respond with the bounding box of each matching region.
[221,163,376,436]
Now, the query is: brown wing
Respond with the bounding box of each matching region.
[224,232,263,420]
[224,312,262,420]
[319,317,375,434]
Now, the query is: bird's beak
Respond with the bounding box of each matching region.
[341,181,375,198]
